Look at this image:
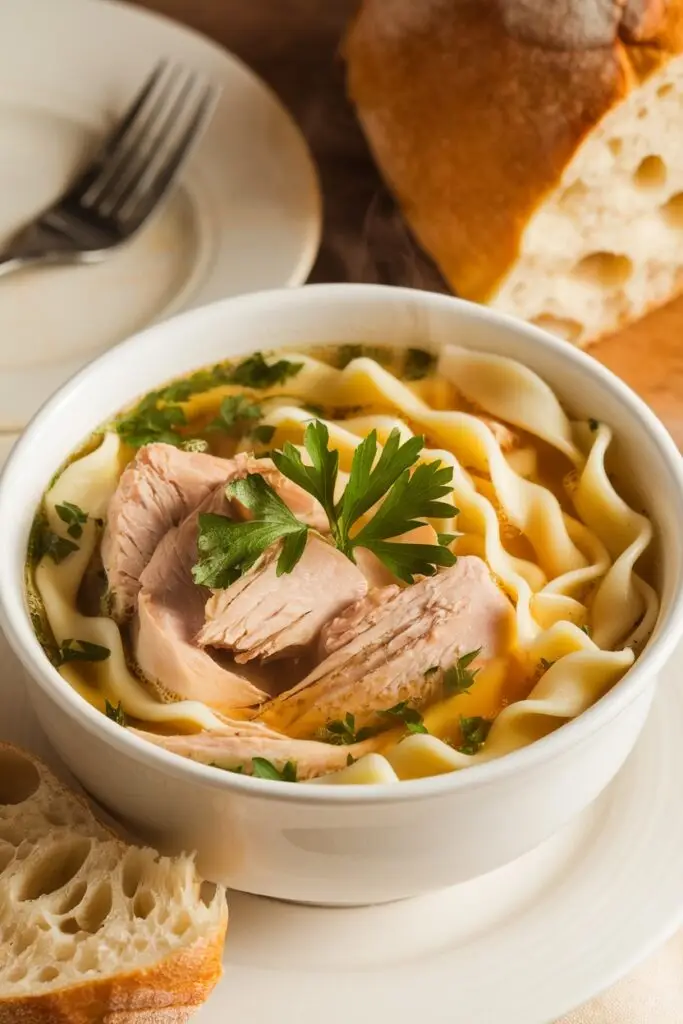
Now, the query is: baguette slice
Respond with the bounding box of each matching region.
[0,743,227,1023]
[346,0,683,346]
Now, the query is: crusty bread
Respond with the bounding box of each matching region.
[346,0,683,346]
[0,743,227,1023]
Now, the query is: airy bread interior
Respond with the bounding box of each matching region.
[489,56,683,346]
[0,745,226,999]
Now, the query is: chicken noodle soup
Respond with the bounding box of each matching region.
[26,345,658,784]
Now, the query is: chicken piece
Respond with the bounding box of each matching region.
[103,445,327,620]
[319,585,400,657]
[102,444,230,620]
[261,556,514,738]
[132,728,381,781]
[133,488,271,709]
[197,535,367,663]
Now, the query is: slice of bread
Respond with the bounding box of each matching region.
[0,743,227,1023]
[346,0,683,347]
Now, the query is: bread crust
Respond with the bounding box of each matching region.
[346,0,683,301]
[0,743,228,1024]
[0,931,225,1024]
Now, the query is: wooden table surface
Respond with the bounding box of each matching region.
[136,0,683,446]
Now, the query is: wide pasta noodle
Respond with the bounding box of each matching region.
[32,346,658,785]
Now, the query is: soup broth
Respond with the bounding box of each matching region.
[26,344,658,784]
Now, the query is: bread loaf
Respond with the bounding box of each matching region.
[0,743,227,1023]
[346,0,683,346]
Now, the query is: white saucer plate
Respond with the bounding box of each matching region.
[0,0,321,429]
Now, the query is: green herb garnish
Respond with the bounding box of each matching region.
[41,530,79,564]
[248,424,276,445]
[194,421,458,588]
[228,352,303,389]
[208,394,262,435]
[404,348,436,381]
[346,753,357,767]
[540,657,555,671]
[251,757,297,782]
[55,501,88,539]
[580,624,591,636]
[274,422,458,583]
[443,648,482,696]
[588,418,599,432]
[381,701,428,734]
[210,762,245,774]
[457,716,491,755]
[116,390,187,448]
[322,712,376,745]
[58,639,112,664]
[104,700,126,726]
[192,475,310,588]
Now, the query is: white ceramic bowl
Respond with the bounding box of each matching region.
[1,285,682,906]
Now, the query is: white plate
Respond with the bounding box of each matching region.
[2,620,683,1024]
[0,0,321,429]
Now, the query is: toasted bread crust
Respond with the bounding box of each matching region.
[346,0,683,301]
[0,931,225,1024]
[0,744,227,1024]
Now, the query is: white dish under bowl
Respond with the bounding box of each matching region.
[1,284,682,906]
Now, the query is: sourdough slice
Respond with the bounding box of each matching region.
[346,0,683,346]
[0,743,227,1023]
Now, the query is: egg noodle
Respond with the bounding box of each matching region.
[32,346,658,785]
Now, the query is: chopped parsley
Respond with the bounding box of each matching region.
[115,353,302,448]
[194,421,458,588]
[346,753,357,767]
[322,712,376,746]
[588,418,600,432]
[251,757,298,782]
[208,394,262,435]
[457,716,491,755]
[226,353,303,389]
[104,700,126,726]
[443,649,482,696]
[40,530,79,564]
[404,348,436,381]
[540,657,555,671]
[58,639,111,665]
[381,701,428,734]
[55,501,88,539]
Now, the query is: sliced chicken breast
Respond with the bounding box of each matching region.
[319,585,400,657]
[197,535,367,663]
[132,728,380,781]
[103,445,327,620]
[133,489,270,709]
[261,556,515,738]
[102,443,230,620]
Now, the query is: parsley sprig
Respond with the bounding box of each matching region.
[192,475,310,588]
[251,757,298,782]
[194,419,458,587]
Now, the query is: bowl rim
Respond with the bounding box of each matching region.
[2,282,683,805]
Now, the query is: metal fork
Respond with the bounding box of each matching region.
[0,63,219,278]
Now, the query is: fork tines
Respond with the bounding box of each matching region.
[80,62,219,229]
